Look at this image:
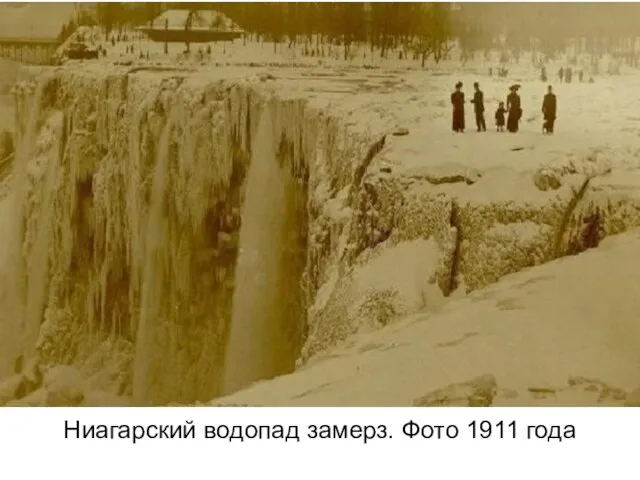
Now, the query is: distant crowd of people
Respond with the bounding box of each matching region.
[541,66,594,84]
[450,82,557,135]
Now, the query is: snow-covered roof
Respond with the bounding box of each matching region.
[149,9,243,33]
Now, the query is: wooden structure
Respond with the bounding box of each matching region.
[0,37,60,65]
[137,28,242,43]
[138,9,244,44]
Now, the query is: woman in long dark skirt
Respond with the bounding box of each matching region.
[451,82,465,133]
[506,85,522,133]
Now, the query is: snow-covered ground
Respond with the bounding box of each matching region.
[2,33,640,406]
[58,42,640,154]
[214,228,640,406]
[65,28,640,154]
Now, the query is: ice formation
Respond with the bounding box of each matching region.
[1,64,640,406]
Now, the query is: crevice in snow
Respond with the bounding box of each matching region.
[566,207,605,255]
[411,173,478,186]
[445,200,462,297]
[554,176,592,258]
[350,134,386,197]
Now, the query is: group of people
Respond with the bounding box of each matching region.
[557,66,589,84]
[450,82,557,135]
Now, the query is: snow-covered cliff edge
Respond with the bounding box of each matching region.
[1,64,640,406]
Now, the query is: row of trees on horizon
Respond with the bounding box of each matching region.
[58,3,640,65]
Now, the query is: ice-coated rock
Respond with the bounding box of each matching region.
[43,365,85,406]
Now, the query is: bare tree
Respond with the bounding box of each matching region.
[414,3,453,67]
[96,2,123,37]
[184,8,203,54]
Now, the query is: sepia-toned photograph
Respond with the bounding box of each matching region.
[0,1,639,408]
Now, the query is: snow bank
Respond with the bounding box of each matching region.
[215,229,640,406]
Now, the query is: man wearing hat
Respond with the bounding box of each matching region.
[542,85,557,134]
[451,81,465,133]
[471,81,486,132]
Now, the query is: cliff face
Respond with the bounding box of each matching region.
[0,66,384,405]
[2,65,640,406]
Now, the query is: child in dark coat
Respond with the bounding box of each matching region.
[495,101,506,132]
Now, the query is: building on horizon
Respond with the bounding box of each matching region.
[0,3,76,64]
[137,9,244,44]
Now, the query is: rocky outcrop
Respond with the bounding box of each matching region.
[0,363,130,406]
[413,374,498,407]
[411,374,630,407]
[0,360,42,405]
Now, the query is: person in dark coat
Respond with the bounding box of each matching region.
[495,101,506,132]
[542,85,557,134]
[470,82,486,132]
[451,82,465,133]
[506,85,522,133]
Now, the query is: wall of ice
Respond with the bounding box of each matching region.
[0,67,377,405]
[2,66,640,406]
